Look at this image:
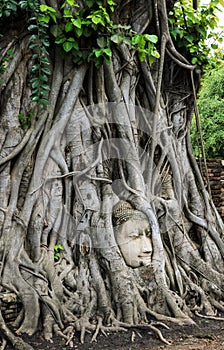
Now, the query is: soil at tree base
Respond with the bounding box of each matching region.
[5,316,224,350]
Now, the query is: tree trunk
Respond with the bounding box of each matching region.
[0,0,223,347]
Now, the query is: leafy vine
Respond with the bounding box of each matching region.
[169,0,223,69]
[39,0,160,66]
[1,0,160,108]
[0,0,51,108]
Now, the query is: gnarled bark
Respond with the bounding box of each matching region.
[0,0,223,348]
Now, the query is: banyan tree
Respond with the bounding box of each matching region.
[0,0,223,349]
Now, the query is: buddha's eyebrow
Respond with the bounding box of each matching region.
[128,231,139,237]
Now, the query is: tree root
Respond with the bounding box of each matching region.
[146,308,195,326]
[0,338,7,350]
[76,315,171,345]
[41,311,173,346]
[148,323,171,345]
[0,309,34,350]
[90,316,127,343]
[53,324,75,347]
[194,311,224,321]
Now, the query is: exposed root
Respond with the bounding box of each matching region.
[91,316,127,343]
[148,324,171,345]
[1,2,224,349]
[127,321,171,345]
[53,324,75,347]
[209,299,224,313]
[0,338,7,350]
[194,311,224,321]
[0,309,34,350]
[146,308,195,326]
[91,316,103,342]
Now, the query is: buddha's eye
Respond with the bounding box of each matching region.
[128,232,139,238]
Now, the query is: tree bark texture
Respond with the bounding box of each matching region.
[0,0,223,348]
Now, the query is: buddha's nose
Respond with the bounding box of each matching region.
[141,235,152,253]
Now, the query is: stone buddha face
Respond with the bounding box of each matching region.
[113,201,153,268]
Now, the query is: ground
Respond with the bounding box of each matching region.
[5,316,224,350]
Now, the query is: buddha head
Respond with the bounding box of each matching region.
[112,201,153,268]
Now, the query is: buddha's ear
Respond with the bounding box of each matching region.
[79,232,92,256]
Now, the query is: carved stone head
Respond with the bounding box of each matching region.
[112,201,152,268]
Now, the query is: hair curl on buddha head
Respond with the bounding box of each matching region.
[112,200,148,227]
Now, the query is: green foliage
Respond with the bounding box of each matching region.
[0,0,160,107]
[0,49,14,84]
[191,63,224,158]
[18,111,33,129]
[54,245,64,262]
[169,0,223,69]
[0,0,51,109]
[39,0,160,66]
[25,1,51,108]
[131,34,160,64]
[0,0,18,18]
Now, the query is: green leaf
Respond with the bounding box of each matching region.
[40,98,49,104]
[37,14,50,24]
[94,49,103,58]
[66,0,78,5]
[3,10,11,17]
[32,53,39,60]
[40,57,50,65]
[40,4,56,13]
[103,48,112,57]
[65,22,73,32]
[41,67,51,75]
[42,39,50,47]
[29,34,38,41]
[63,41,74,52]
[54,244,64,252]
[6,2,17,11]
[19,1,28,10]
[31,79,40,89]
[50,25,63,37]
[75,27,83,37]
[31,88,39,95]
[110,34,123,45]
[40,90,49,96]
[185,34,194,43]
[31,64,40,72]
[138,50,146,62]
[97,36,107,48]
[90,15,104,26]
[64,8,72,17]
[39,74,48,82]
[83,27,92,37]
[28,24,38,31]
[31,95,39,102]
[71,18,82,28]
[54,252,60,261]
[122,37,132,46]
[149,56,154,66]
[144,34,158,43]
[29,43,39,49]
[50,13,57,24]
[211,43,218,50]
[55,35,66,44]
[86,0,94,7]
[42,84,51,90]
[132,35,145,47]
[151,50,160,58]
